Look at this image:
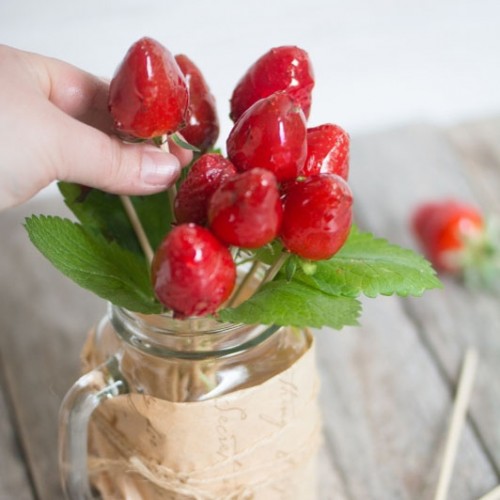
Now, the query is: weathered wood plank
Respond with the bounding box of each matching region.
[445,116,500,471]
[345,123,500,490]
[0,366,34,500]
[316,296,497,500]
[447,116,500,214]
[0,199,104,500]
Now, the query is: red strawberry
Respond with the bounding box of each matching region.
[174,54,220,151]
[152,224,236,317]
[300,124,350,180]
[280,174,353,260]
[230,46,314,122]
[226,92,307,183]
[208,168,282,248]
[412,200,485,273]
[174,153,237,225]
[109,37,189,139]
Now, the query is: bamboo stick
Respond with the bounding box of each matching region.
[433,348,479,500]
[119,195,154,264]
[477,485,500,500]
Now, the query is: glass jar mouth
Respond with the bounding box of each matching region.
[109,304,281,360]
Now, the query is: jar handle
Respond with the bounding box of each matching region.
[58,356,128,500]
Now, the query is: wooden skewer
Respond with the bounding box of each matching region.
[227,260,261,308]
[477,485,500,500]
[159,135,177,220]
[120,135,177,265]
[261,251,289,285]
[119,195,154,264]
[433,347,479,500]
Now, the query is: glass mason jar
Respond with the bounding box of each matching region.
[59,304,321,499]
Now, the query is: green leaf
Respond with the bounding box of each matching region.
[58,183,172,253]
[24,215,162,314]
[252,240,284,265]
[293,226,442,298]
[208,147,223,155]
[170,132,201,152]
[130,192,173,250]
[58,183,140,253]
[285,255,298,281]
[219,280,361,329]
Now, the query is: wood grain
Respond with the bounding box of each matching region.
[316,296,497,500]
[447,116,500,214]
[0,365,34,500]
[445,117,500,471]
[0,200,104,500]
[346,123,500,493]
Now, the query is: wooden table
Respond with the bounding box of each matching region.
[1,118,500,499]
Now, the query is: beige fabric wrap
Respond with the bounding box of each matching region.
[82,333,321,499]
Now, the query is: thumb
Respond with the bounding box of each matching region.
[53,115,182,195]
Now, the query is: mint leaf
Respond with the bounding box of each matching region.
[58,183,172,254]
[219,280,361,329]
[293,226,441,298]
[25,215,162,314]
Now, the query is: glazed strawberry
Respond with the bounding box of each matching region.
[152,224,236,317]
[226,92,307,183]
[174,154,237,225]
[208,168,282,248]
[300,124,350,180]
[280,174,353,260]
[230,46,314,122]
[109,37,188,139]
[412,200,485,272]
[175,54,219,151]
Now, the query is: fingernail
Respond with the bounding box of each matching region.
[140,147,181,186]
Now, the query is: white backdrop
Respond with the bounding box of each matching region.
[1,0,500,193]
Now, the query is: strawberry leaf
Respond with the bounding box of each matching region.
[58,183,172,253]
[170,132,201,152]
[130,192,173,250]
[219,280,361,329]
[292,226,442,298]
[24,215,162,314]
[58,183,140,253]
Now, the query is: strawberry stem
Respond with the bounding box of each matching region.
[119,195,154,264]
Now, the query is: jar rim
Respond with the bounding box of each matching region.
[115,305,242,334]
[109,304,282,359]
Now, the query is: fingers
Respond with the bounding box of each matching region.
[25,49,110,122]
[36,55,115,134]
[51,111,182,195]
[26,49,194,169]
[0,45,195,208]
[167,135,194,167]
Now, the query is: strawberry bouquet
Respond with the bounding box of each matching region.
[25,38,440,499]
[26,37,439,329]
